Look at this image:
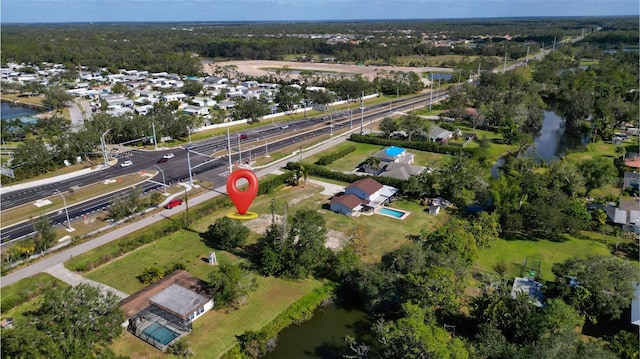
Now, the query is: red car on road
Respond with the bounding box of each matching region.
[164,199,183,209]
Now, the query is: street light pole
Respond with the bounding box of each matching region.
[330,112,333,136]
[237,134,242,164]
[151,122,158,150]
[153,165,168,195]
[55,190,74,232]
[186,149,194,185]
[100,129,111,167]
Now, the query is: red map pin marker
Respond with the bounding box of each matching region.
[226,169,259,219]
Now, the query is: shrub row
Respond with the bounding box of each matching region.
[315,144,356,165]
[71,174,282,273]
[349,133,477,156]
[285,162,406,189]
[221,282,336,359]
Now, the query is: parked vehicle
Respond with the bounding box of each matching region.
[164,199,184,209]
[163,153,175,159]
[120,160,133,168]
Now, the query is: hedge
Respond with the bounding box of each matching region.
[349,133,477,156]
[285,162,406,189]
[315,144,356,165]
[221,282,336,359]
[70,175,287,273]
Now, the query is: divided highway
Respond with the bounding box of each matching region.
[0,92,446,244]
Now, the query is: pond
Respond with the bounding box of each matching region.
[530,110,588,161]
[492,110,588,177]
[428,73,453,81]
[264,303,371,359]
[1,101,41,121]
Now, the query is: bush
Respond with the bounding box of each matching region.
[349,133,476,156]
[315,145,356,165]
[284,162,405,189]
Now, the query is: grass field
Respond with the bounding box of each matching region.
[474,234,611,281]
[303,141,447,173]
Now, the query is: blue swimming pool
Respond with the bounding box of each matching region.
[142,323,179,346]
[377,207,406,218]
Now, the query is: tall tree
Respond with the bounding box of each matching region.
[275,85,303,112]
[550,255,640,323]
[1,284,125,359]
[207,264,258,309]
[203,216,250,250]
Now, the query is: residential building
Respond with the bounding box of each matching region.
[329,194,366,216]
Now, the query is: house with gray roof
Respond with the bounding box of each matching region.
[372,146,414,164]
[606,198,640,234]
[623,172,640,191]
[378,162,426,181]
[426,125,454,143]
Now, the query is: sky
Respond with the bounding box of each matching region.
[1,0,638,23]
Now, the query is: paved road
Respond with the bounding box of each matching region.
[0,132,355,288]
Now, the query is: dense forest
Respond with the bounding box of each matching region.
[2,17,637,72]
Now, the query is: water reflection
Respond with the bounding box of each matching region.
[263,303,370,359]
[530,110,588,161]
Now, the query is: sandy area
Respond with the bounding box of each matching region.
[203,60,452,82]
[243,214,347,250]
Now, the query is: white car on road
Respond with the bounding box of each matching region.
[120,160,133,168]
[162,153,175,159]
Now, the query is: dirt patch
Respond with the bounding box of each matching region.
[203,60,452,83]
[244,214,281,235]
[243,214,346,250]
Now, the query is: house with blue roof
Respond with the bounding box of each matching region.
[372,146,414,164]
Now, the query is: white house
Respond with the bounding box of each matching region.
[372,146,414,164]
[183,105,209,116]
[329,194,366,216]
[344,178,398,208]
[161,92,188,102]
[192,97,217,107]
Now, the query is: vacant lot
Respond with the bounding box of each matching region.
[474,234,611,280]
[204,60,452,82]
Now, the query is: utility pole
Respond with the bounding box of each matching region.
[227,128,232,174]
[360,91,365,134]
[525,45,530,64]
[237,134,242,164]
[503,51,507,74]
[429,73,433,112]
[186,149,193,185]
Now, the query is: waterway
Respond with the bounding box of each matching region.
[530,110,588,161]
[1,101,41,121]
[264,303,370,359]
[491,110,588,177]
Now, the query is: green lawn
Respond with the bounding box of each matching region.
[474,234,611,281]
[303,141,448,172]
[85,230,244,294]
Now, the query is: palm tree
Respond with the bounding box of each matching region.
[363,157,381,175]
